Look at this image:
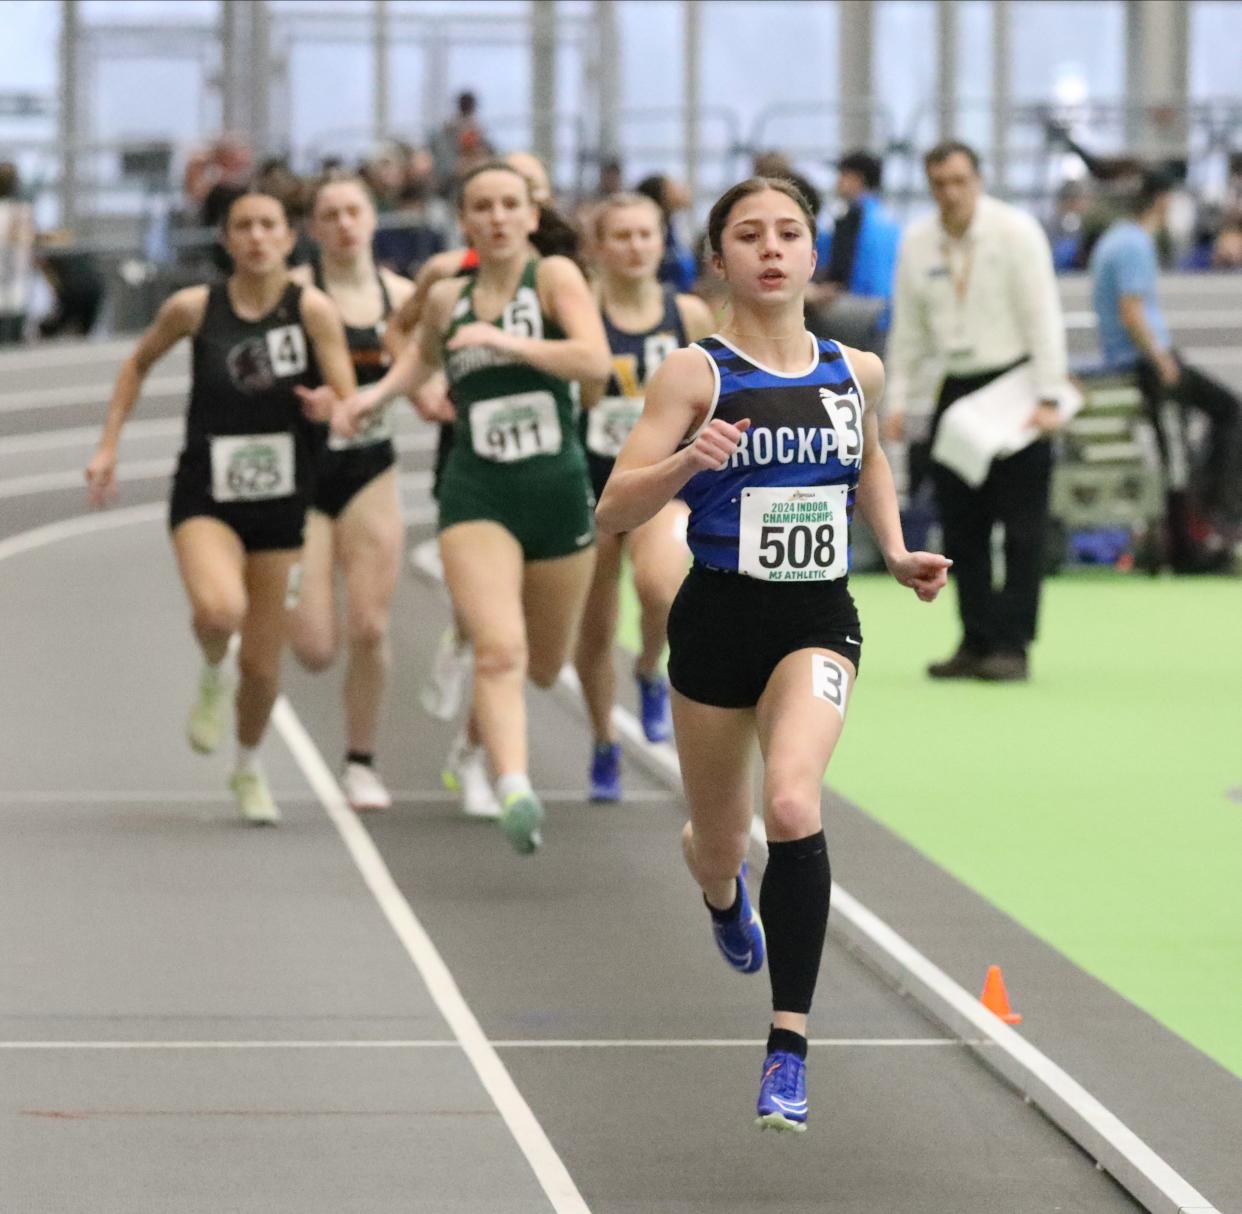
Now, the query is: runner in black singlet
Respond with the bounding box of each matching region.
[85,191,355,825]
[287,175,415,812]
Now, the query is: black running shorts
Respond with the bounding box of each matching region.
[667,563,862,709]
[310,440,396,519]
[169,461,307,553]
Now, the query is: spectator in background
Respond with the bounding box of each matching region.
[432,91,493,194]
[1211,222,1242,270]
[35,229,106,339]
[360,142,408,213]
[817,151,900,310]
[635,174,696,291]
[1047,179,1090,271]
[0,161,35,344]
[1090,168,1242,568]
[886,141,1070,682]
[372,148,450,275]
[186,135,254,229]
[595,158,624,200]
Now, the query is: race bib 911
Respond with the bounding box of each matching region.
[470,391,562,463]
[210,432,296,502]
[737,484,848,582]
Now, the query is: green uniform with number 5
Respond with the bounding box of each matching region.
[438,258,596,560]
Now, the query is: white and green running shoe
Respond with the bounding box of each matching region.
[229,769,281,826]
[498,790,544,855]
[187,667,230,755]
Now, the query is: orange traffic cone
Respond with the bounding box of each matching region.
[979,964,1022,1025]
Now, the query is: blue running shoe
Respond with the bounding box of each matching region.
[755,1050,808,1133]
[635,669,673,743]
[709,864,765,975]
[588,742,622,802]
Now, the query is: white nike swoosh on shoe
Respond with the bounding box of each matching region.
[767,1096,808,1114]
[720,942,753,966]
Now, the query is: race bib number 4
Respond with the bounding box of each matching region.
[470,391,562,463]
[210,432,296,502]
[738,484,848,582]
[265,325,308,378]
[586,396,643,458]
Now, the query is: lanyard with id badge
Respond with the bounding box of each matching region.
[942,235,976,360]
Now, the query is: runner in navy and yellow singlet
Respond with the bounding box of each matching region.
[85,191,355,825]
[596,177,950,1131]
[338,160,609,853]
[287,174,414,813]
[574,192,713,801]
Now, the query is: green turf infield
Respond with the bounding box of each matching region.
[619,568,1242,1079]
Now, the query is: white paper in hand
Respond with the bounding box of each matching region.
[931,364,1082,488]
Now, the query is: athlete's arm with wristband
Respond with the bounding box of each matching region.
[851,352,952,603]
[596,347,748,534]
[85,287,204,508]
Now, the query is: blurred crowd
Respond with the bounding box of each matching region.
[1,89,1240,352]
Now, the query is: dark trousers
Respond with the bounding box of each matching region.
[931,368,1052,657]
[1136,353,1242,530]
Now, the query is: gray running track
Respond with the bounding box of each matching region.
[0,319,1236,1211]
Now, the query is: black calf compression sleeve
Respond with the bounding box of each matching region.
[760,831,831,1016]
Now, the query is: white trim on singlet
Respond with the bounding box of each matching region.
[681,341,723,446]
[831,339,867,410]
[709,329,820,380]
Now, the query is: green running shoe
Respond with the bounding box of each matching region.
[498,790,544,855]
[229,769,281,826]
[187,668,229,754]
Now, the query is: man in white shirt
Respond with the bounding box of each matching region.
[885,142,1069,682]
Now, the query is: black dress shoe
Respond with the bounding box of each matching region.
[977,652,1029,682]
[926,647,986,680]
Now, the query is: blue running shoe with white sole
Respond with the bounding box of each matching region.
[588,743,622,802]
[635,670,673,743]
[755,1050,808,1132]
[709,864,765,974]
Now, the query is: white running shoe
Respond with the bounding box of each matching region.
[229,769,281,825]
[442,733,500,819]
[420,628,471,722]
[341,762,392,813]
[187,667,230,754]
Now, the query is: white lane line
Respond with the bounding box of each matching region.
[0,337,138,369]
[0,375,188,414]
[0,417,183,457]
[0,788,676,805]
[602,699,1222,1214]
[0,421,437,460]
[0,464,435,503]
[1,502,586,1211]
[0,1037,971,1050]
[10,501,1220,1214]
[272,697,591,1214]
[1063,309,1242,330]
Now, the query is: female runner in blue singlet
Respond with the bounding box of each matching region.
[596,178,950,1132]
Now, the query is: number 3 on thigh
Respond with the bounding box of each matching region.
[811,654,849,720]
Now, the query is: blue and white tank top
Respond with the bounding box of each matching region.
[583,286,687,461]
[680,333,864,580]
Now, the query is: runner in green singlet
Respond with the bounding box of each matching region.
[337,161,610,853]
